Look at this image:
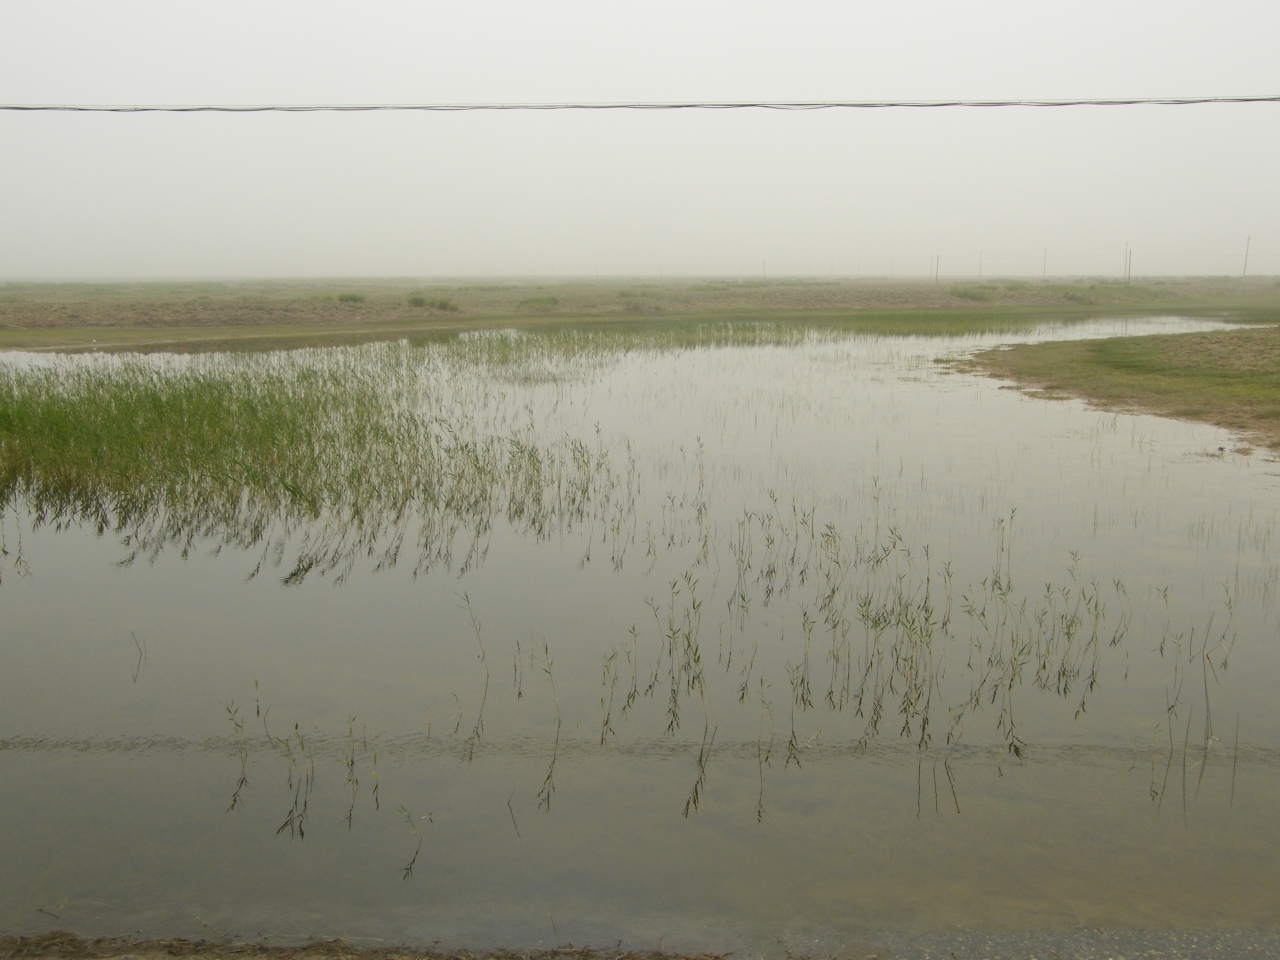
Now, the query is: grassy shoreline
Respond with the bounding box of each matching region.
[2,276,1278,353]
[3,275,1279,454]
[958,323,1280,453]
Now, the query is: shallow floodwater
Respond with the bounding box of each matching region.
[2,318,1278,954]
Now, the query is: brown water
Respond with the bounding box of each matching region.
[2,318,1278,954]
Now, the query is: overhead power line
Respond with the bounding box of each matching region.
[3,96,1280,113]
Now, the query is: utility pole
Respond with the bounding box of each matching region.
[1042,247,1047,278]
[1244,236,1251,277]
[934,255,940,283]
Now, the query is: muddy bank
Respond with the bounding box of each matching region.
[8,930,1280,960]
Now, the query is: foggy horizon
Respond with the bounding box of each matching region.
[2,1,1277,280]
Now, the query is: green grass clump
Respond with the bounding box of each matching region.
[517,296,559,313]
[949,285,995,302]
[337,293,366,304]
[0,344,624,582]
[407,296,458,312]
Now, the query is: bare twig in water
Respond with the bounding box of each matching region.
[683,721,717,818]
[223,699,249,813]
[1231,713,1240,808]
[600,648,619,745]
[397,805,430,880]
[459,592,490,763]
[130,632,147,683]
[944,752,960,813]
[1157,692,1177,813]
[537,640,561,812]
[343,716,359,829]
[514,640,523,699]
[1181,704,1194,829]
[194,916,225,941]
[756,677,774,822]
[276,725,312,839]
[507,786,521,837]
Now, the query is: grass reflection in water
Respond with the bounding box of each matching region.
[0,330,1250,866]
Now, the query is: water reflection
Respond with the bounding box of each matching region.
[1,324,1277,942]
[0,343,636,583]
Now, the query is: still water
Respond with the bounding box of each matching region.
[2,318,1278,953]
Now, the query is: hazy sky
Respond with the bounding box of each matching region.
[1,1,1277,278]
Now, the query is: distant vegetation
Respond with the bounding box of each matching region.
[408,295,459,312]
[949,284,996,302]
[517,295,559,313]
[2,277,1279,353]
[617,289,663,313]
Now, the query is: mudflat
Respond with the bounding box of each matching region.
[8,930,1280,960]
